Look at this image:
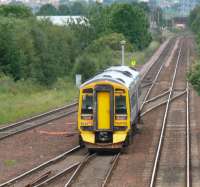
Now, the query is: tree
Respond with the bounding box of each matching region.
[58,4,71,15]
[88,3,151,50]
[37,4,58,15]
[189,6,200,28]
[73,54,97,81]
[0,5,33,18]
[109,3,151,49]
[0,17,36,80]
[71,1,87,15]
[89,33,133,51]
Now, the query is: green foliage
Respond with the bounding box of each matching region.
[4,160,17,167]
[37,1,88,16]
[0,76,78,124]
[188,6,200,32]
[90,33,133,51]
[0,3,152,87]
[74,42,117,81]
[0,17,36,80]
[37,4,58,15]
[134,2,150,14]
[191,14,200,34]
[88,3,152,50]
[109,3,151,49]
[188,62,200,94]
[58,4,71,15]
[0,4,33,18]
[70,1,87,15]
[0,16,77,86]
[188,7,200,93]
[0,3,157,124]
[73,54,97,81]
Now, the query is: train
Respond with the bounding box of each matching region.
[77,66,142,150]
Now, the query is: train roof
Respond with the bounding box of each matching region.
[80,66,140,89]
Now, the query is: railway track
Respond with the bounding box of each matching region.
[64,153,120,187]
[140,38,176,110]
[0,38,182,187]
[149,37,191,187]
[0,146,81,187]
[104,36,193,187]
[140,38,176,109]
[0,147,120,187]
[140,37,180,112]
[0,102,77,140]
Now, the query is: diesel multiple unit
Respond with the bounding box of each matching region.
[78,66,142,149]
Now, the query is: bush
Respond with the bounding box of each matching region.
[73,44,117,81]
[90,33,133,51]
[188,62,200,94]
[73,54,97,81]
[188,7,200,93]
[0,5,33,18]
[0,16,78,86]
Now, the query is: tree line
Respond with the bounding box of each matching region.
[188,6,200,94]
[0,3,152,86]
[37,2,88,16]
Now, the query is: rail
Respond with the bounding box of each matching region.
[0,102,77,140]
[186,49,191,187]
[149,42,182,187]
[0,146,81,187]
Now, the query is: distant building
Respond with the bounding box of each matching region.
[37,16,88,26]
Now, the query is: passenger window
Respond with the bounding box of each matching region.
[81,95,93,114]
[131,94,136,108]
[115,96,127,114]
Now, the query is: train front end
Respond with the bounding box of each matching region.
[78,81,131,150]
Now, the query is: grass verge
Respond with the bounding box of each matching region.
[0,77,78,125]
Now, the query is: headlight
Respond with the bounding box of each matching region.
[115,115,127,120]
[81,114,93,120]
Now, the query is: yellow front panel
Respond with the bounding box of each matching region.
[81,132,95,143]
[113,132,127,143]
[97,92,110,129]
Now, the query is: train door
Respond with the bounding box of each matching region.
[94,85,114,131]
[97,92,110,129]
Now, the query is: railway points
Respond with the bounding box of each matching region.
[0,146,81,187]
[147,37,191,187]
[107,36,194,187]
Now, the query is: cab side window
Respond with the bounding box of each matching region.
[115,96,127,114]
[81,95,93,114]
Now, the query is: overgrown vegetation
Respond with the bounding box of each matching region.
[0,2,159,124]
[0,75,78,124]
[0,3,152,86]
[188,6,200,94]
